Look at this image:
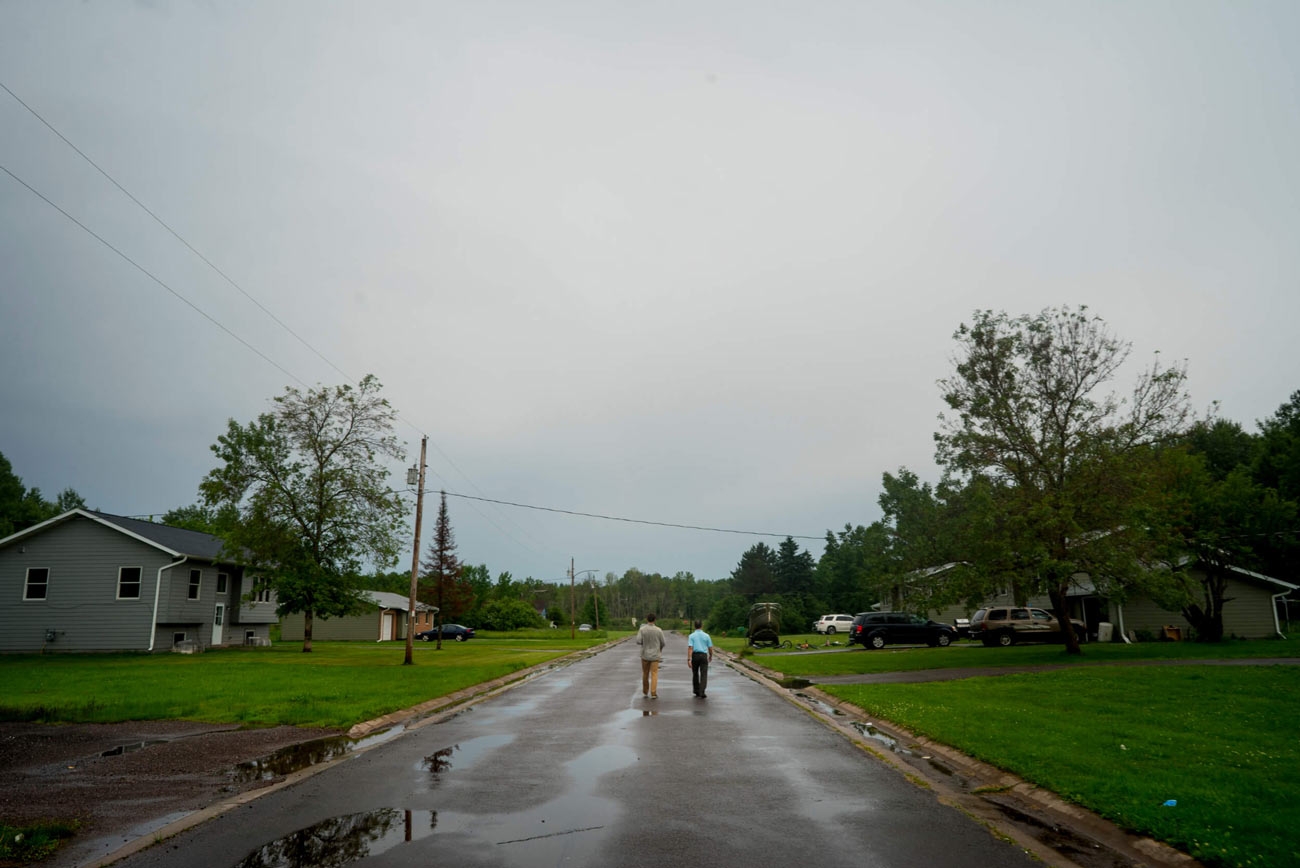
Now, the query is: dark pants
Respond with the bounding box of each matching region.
[691,651,709,696]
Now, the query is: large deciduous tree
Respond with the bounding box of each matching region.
[200,375,406,652]
[936,307,1189,653]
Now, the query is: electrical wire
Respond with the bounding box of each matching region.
[3,89,818,554]
[1,81,355,385]
[435,491,824,540]
[1,80,552,558]
[1,164,307,388]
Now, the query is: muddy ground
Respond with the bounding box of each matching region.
[0,721,337,866]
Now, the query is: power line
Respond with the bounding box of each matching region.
[435,491,824,540]
[1,81,355,385]
[2,80,553,558]
[1,164,307,388]
[3,89,813,556]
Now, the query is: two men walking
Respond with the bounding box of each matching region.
[637,614,714,700]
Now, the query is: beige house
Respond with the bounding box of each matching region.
[279,591,436,642]
[914,562,1296,641]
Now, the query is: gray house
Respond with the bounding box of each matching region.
[0,509,276,652]
[917,562,1297,641]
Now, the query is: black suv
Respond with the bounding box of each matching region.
[849,612,957,649]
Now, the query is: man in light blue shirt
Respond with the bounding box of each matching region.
[686,620,714,698]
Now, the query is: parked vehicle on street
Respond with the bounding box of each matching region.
[578,623,592,631]
[814,614,855,634]
[849,612,957,649]
[953,617,971,639]
[968,607,1086,646]
[417,624,476,642]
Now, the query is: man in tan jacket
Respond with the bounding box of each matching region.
[636,613,666,698]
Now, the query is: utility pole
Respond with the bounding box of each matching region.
[569,557,575,640]
[593,577,600,630]
[403,436,428,666]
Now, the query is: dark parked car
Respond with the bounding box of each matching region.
[417,624,475,642]
[849,612,957,649]
[968,607,1085,646]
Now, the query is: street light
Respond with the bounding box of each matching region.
[567,561,600,639]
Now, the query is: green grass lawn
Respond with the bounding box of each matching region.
[471,628,631,647]
[823,666,1299,868]
[754,637,1300,677]
[0,641,573,729]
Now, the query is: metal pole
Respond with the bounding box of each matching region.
[404,436,427,666]
[570,557,575,640]
[593,578,600,631]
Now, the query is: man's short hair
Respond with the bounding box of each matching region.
[694,620,702,629]
[646,613,656,622]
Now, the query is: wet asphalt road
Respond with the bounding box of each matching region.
[114,634,1039,868]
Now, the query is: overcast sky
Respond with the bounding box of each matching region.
[2,1,1297,585]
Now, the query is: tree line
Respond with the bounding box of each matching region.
[8,308,1292,653]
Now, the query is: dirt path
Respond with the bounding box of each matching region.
[0,721,337,867]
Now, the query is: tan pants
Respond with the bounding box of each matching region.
[641,659,660,695]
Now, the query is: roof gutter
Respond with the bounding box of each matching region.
[148,556,188,652]
[1272,591,1289,640]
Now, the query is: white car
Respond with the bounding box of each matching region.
[814,614,855,635]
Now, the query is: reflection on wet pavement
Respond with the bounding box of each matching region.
[417,733,514,777]
[229,726,407,782]
[233,809,434,868]
[235,744,638,868]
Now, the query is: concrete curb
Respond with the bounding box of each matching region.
[84,636,631,868]
[719,650,1202,868]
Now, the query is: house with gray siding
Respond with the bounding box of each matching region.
[279,591,435,642]
[912,562,1296,641]
[0,509,276,652]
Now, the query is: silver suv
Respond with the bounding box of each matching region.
[969,607,1086,646]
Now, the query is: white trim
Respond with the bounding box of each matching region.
[1272,592,1288,639]
[0,509,183,557]
[149,556,187,651]
[22,566,50,601]
[116,566,144,600]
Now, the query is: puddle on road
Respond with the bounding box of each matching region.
[233,809,429,868]
[417,733,514,777]
[234,745,637,868]
[229,726,406,782]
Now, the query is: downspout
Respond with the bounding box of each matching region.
[1271,592,1288,640]
[1116,602,1132,644]
[148,556,188,652]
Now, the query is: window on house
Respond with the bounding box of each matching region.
[245,630,255,644]
[188,569,202,600]
[24,567,50,600]
[118,567,142,599]
[173,632,186,646]
[216,573,228,594]
[252,577,272,603]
